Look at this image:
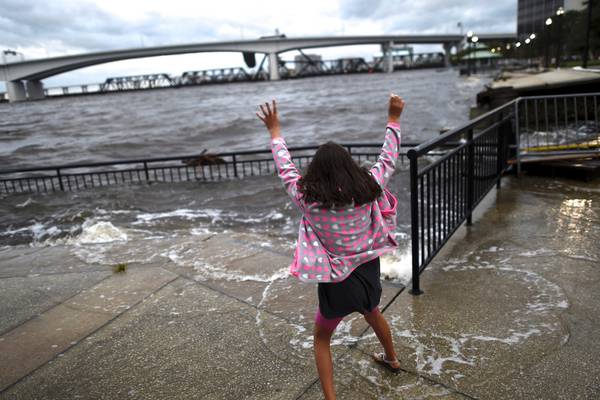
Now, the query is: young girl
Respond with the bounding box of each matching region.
[257,94,404,400]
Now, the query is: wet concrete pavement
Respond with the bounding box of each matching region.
[1,175,599,399]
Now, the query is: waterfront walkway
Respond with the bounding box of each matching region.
[1,175,599,399]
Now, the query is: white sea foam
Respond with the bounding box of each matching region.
[190,227,213,236]
[469,329,542,345]
[68,220,128,244]
[375,244,573,381]
[193,262,289,283]
[518,248,556,257]
[134,208,285,226]
[1,221,62,242]
[135,208,222,223]
[380,247,412,284]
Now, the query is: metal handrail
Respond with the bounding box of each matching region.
[0,142,423,175]
[409,100,517,156]
[2,140,447,196]
[515,92,600,101]
[514,92,600,174]
[407,99,516,295]
[407,91,600,295]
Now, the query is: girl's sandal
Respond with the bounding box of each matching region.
[372,352,401,373]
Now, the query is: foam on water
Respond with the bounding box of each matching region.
[192,262,289,283]
[351,352,454,397]
[380,246,412,284]
[518,248,556,257]
[377,245,572,380]
[0,221,63,242]
[134,208,285,226]
[68,220,128,244]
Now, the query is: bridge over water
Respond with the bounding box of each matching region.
[1,33,515,102]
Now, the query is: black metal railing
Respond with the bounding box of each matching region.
[0,142,428,196]
[407,100,516,294]
[515,92,600,173]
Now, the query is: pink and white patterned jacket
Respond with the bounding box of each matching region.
[271,122,401,283]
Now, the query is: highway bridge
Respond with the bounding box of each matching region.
[0,33,516,102]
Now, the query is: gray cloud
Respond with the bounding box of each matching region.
[340,0,383,18]
[340,0,516,33]
[0,0,241,55]
[1,0,517,58]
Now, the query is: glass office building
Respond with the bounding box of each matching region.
[517,0,564,38]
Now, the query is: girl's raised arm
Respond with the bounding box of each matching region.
[370,94,404,188]
[257,100,304,209]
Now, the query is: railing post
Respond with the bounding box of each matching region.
[515,100,521,177]
[496,110,504,189]
[466,128,474,226]
[143,162,150,181]
[56,168,65,191]
[408,149,423,295]
[232,154,238,178]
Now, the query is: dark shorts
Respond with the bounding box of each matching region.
[317,257,382,319]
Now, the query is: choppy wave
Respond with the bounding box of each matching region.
[380,246,412,283]
[68,220,128,244]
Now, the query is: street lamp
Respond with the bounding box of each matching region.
[465,31,474,75]
[583,0,593,68]
[524,37,533,66]
[529,33,536,40]
[471,36,479,73]
[555,7,565,68]
[544,18,553,68]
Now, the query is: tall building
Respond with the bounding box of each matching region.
[564,0,586,11]
[517,0,564,38]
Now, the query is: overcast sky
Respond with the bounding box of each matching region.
[0,0,517,90]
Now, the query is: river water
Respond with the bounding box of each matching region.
[0,69,490,281]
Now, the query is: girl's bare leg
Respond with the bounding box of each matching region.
[363,308,400,367]
[313,324,336,400]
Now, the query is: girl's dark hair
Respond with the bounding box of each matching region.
[298,141,382,208]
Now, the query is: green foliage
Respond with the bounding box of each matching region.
[563,1,600,59]
[113,262,128,273]
[520,2,600,65]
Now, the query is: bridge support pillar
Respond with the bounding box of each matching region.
[268,52,280,81]
[381,42,394,73]
[7,81,27,102]
[26,80,45,100]
[443,43,453,68]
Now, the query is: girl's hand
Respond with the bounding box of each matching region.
[256,100,281,139]
[388,94,405,124]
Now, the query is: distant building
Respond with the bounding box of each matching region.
[517,0,564,39]
[564,0,586,11]
[294,54,323,75]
